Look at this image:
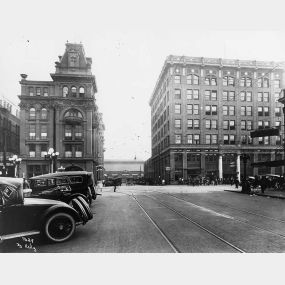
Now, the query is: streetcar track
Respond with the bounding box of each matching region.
[114,190,180,252]
[131,194,180,253]
[159,191,285,224]
[138,193,245,253]
[150,190,285,240]
[117,190,245,253]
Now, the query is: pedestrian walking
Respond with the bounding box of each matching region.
[113,180,117,192]
[260,176,267,194]
[234,177,239,189]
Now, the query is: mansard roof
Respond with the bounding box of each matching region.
[55,42,92,72]
[50,42,97,92]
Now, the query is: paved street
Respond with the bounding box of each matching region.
[1,184,285,253]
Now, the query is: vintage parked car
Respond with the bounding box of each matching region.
[0,177,93,243]
[28,171,99,205]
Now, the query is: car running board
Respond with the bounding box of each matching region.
[0,230,41,242]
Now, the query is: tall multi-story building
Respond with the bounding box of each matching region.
[0,96,20,176]
[18,42,104,179]
[148,55,285,184]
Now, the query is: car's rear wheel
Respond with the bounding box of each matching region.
[77,196,93,220]
[44,212,75,243]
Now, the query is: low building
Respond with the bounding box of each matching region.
[104,159,144,183]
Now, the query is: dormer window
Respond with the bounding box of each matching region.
[79,87,85,98]
[71,86,77,97]
[63,86,68,97]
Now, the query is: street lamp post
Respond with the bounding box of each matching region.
[44,148,59,173]
[8,155,22,177]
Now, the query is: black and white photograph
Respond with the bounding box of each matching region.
[1,0,285,283]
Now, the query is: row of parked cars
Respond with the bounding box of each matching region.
[0,171,99,244]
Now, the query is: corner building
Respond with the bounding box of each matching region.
[149,55,285,184]
[18,43,104,178]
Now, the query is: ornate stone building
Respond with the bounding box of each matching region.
[148,55,285,184]
[18,42,104,178]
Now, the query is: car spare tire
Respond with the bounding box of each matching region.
[44,212,76,243]
[77,196,93,220]
[71,198,89,224]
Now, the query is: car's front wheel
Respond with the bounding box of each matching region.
[44,212,76,243]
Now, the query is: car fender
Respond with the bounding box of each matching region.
[40,204,81,225]
[68,193,88,203]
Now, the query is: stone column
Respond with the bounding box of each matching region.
[86,110,93,156]
[236,153,241,181]
[253,152,258,176]
[170,151,175,183]
[270,152,275,174]
[183,152,187,180]
[200,153,205,177]
[219,154,223,179]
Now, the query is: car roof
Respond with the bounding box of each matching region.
[29,171,91,179]
[0,177,23,187]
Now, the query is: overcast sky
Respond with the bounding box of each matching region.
[1,0,285,161]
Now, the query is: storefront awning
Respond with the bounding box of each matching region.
[251,160,285,167]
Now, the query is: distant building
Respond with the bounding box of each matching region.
[18,42,104,179]
[104,159,144,183]
[147,55,285,184]
[0,96,20,176]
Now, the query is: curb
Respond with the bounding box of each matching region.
[224,189,285,200]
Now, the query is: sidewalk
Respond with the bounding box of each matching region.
[226,187,285,200]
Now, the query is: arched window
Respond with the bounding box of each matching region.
[64,109,83,118]
[63,86,68,97]
[71,86,77,97]
[186,74,199,85]
[240,77,252,87]
[205,76,217,86]
[29,108,36,119]
[79,87,85,97]
[41,108,48,120]
[223,76,235,86]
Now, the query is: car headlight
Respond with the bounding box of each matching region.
[23,189,32,197]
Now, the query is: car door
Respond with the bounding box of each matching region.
[1,202,44,235]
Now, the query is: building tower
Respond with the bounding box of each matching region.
[18,42,104,178]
